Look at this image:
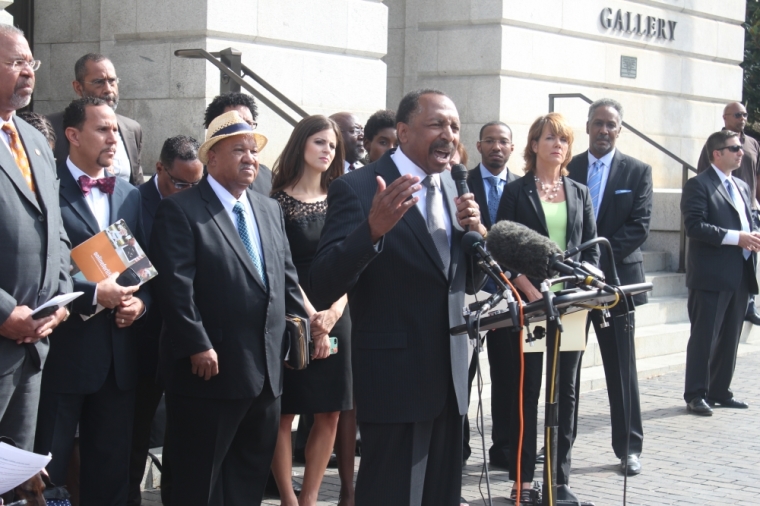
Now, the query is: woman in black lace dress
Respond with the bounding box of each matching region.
[269,115,352,506]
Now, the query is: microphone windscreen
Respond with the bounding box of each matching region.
[461,231,485,256]
[487,220,562,280]
[450,164,468,183]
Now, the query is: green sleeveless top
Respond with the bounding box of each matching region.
[541,200,567,292]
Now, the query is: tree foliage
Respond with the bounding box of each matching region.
[743,0,760,132]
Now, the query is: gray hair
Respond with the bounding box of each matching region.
[0,24,24,39]
[588,98,624,123]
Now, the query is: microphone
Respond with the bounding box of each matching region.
[450,164,469,198]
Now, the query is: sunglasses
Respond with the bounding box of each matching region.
[725,112,748,119]
[716,145,743,153]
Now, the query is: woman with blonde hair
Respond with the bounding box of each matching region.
[495,112,598,504]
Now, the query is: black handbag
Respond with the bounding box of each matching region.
[285,314,310,370]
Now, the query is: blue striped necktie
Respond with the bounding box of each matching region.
[486,176,501,224]
[232,201,268,286]
[588,160,603,218]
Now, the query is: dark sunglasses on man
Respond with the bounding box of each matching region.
[717,145,743,153]
[725,111,748,119]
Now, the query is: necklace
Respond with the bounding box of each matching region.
[534,175,562,201]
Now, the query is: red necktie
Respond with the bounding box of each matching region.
[78,175,116,196]
[348,163,356,171]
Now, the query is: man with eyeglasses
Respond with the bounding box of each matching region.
[0,24,72,452]
[127,135,202,506]
[697,102,760,325]
[330,112,366,173]
[682,129,760,416]
[47,53,144,186]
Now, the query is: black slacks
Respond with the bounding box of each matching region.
[35,365,136,506]
[165,387,279,506]
[127,376,164,506]
[684,261,751,403]
[507,329,581,485]
[573,307,643,458]
[0,347,41,451]
[486,327,512,465]
[355,381,463,506]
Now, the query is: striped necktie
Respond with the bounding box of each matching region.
[486,176,501,225]
[2,122,35,193]
[587,160,603,218]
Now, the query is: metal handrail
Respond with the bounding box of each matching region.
[549,93,692,273]
[174,48,307,126]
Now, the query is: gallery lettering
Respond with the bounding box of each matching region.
[599,7,677,41]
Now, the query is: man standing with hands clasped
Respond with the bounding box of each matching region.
[681,130,759,416]
[310,89,485,506]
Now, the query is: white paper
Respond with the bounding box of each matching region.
[31,291,84,317]
[0,442,51,494]
[523,309,588,353]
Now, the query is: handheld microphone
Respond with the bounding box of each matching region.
[450,164,469,198]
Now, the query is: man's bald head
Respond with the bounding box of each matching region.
[330,112,365,163]
[723,101,748,135]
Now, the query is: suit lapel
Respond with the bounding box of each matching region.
[597,152,624,220]
[469,168,490,228]
[57,161,100,236]
[247,190,270,291]
[141,177,161,219]
[707,169,739,213]
[522,177,549,236]
[117,116,137,168]
[564,178,578,242]
[0,124,40,212]
[109,179,128,225]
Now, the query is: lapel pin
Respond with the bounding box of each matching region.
[35,148,41,156]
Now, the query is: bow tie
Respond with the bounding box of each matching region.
[78,175,116,196]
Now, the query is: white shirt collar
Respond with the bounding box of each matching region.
[478,162,508,182]
[711,164,733,185]
[588,148,616,169]
[154,174,164,199]
[391,146,429,186]
[206,174,249,212]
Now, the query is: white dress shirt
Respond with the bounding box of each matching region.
[391,147,452,246]
[478,162,508,206]
[712,164,751,248]
[207,174,266,267]
[587,148,616,209]
[67,157,111,231]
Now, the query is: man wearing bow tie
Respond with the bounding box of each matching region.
[35,96,150,505]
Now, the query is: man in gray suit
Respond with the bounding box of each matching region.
[47,53,144,185]
[0,24,71,450]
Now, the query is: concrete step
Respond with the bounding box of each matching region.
[583,321,690,368]
[624,295,689,327]
[642,250,670,273]
[646,271,687,297]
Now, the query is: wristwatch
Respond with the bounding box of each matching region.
[62,307,70,322]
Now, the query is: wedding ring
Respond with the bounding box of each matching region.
[120,318,125,324]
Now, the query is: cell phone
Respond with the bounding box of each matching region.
[309,337,339,355]
[116,268,141,287]
[32,306,58,320]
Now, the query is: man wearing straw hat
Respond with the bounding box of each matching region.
[150,110,307,505]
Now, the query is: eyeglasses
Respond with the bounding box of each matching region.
[3,59,41,72]
[480,139,512,146]
[165,170,201,190]
[83,77,120,87]
[342,126,363,136]
[725,112,748,119]
[716,145,743,153]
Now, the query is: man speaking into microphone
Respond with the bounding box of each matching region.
[310,89,485,506]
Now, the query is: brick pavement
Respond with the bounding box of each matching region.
[142,344,760,505]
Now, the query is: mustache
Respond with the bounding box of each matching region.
[14,77,33,91]
[429,139,455,154]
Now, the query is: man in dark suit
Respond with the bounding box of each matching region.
[681,129,760,416]
[310,89,486,506]
[0,24,71,451]
[463,120,518,468]
[150,110,306,505]
[127,135,203,506]
[204,92,273,196]
[331,112,366,173]
[47,53,144,185]
[696,102,760,325]
[567,98,652,475]
[34,97,150,505]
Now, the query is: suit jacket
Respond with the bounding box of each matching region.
[42,160,150,395]
[567,150,653,304]
[496,175,600,285]
[251,164,273,196]
[681,168,759,294]
[47,111,144,185]
[150,176,306,400]
[0,117,72,373]
[308,148,484,424]
[467,163,519,230]
[137,176,162,378]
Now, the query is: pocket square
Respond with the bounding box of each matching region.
[615,189,632,194]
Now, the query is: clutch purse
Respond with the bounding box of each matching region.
[285,314,310,370]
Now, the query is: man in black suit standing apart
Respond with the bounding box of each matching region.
[681,130,759,416]
[151,110,306,505]
[567,98,652,475]
[47,54,144,185]
[127,136,202,506]
[463,121,518,468]
[331,112,366,173]
[0,24,71,451]
[310,89,486,506]
[35,97,150,504]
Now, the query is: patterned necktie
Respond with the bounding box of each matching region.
[587,160,603,218]
[422,175,450,275]
[486,176,501,225]
[78,175,116,196]
[232,201,268,286]
[725,179,751,260]
[2,122,35,193]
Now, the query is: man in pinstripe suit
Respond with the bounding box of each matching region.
[310,89,486,506]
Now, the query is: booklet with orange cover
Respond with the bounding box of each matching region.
[70,219,157,286]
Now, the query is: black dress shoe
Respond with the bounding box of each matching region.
[687,398,713,416]
[621,455,641,476]
[536,446,545,465]
[746,305,760,325]
[707,397,749,409]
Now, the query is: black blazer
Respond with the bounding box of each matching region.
[567,150,652,304]
[137,177,163,378]
[467,163,519,230]
[309,148,484,424]
[681,168,759,294]
[47,111,144,185]
[150,176,306,400]
[496,175,599,286]
[43,160,151,395]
